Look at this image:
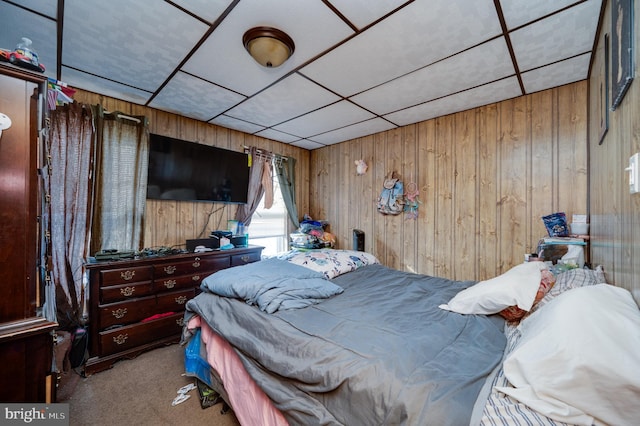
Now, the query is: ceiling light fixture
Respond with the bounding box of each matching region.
[243,27,295,68]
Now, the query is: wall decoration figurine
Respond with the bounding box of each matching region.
[355,159,368,175]
[404,181,421,220]
[377,172,404,215]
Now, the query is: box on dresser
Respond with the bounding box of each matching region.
[84,245,263,375]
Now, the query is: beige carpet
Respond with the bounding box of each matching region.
[60,344,240,426]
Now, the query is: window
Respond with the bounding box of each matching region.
[248,176,289,256]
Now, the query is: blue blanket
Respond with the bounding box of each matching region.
[199,258,344,313]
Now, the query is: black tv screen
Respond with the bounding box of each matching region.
[146,134,249,204]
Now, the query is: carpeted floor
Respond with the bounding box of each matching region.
[59,344,240,426]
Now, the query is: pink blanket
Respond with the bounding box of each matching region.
[187,316,288,426]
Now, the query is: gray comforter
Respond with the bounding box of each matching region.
[199,258,344,313]
[184,262,506,426]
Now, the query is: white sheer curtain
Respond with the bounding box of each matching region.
[90,107,149,254]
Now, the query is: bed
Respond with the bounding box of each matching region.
[180,249,640,426]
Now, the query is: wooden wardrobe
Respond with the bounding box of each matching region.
[0,64,57,402]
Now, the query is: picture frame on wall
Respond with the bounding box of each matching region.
[611,0,634,110]
[598,33,609,145]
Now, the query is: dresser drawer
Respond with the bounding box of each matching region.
[98,296,157,329]
[153,256,230,278]
[155,273,203,293]
[231,251,262,266]
[99,312,184,356]
[157,288,195,312]
[100,265,153,286]
[100,281,154,304]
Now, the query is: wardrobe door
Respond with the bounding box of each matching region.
[0,70,39,322]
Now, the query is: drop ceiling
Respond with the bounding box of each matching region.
[0,0,603,150]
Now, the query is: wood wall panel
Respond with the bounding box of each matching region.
[588,0,640,304]
[72,90,311,251]
[311,82,588,281]
[476,104,499,280]
[416,120,437,276]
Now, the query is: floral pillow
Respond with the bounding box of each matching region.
[274,249,379,280]
[499,269,556,322]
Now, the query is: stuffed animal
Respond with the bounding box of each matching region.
[355,159,368,175]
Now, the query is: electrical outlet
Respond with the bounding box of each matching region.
[626,153,640,194]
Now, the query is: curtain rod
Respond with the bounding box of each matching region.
[103,110,141,123]
[243,146,289,163]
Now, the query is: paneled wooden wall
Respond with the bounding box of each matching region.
[72,90,311,250]
[311,82,588,281]
[588,0,640,303]
[74,81,592,284]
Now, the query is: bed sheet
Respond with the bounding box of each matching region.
[187,316,288,426]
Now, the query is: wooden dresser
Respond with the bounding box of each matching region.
[85,245,263,375]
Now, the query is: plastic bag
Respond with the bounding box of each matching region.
[542,212,569,237]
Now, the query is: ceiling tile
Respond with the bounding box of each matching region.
[209,114,266,135]
[149,72,246,121]
[309,118,397,145]
[182,0,354,96]
[302,0,502,97]
[291,139,325,150]
[351,37,514,115]
[9,0,57,18]
[255,128,301,144]
[60,66,152,105]
[62,0,209,92]
[225,73,341,127]
[500,0,579,29]
[273,101,375,138]
[330,0,411,29]
[385,77,522,126]
[510,0,601,72]
[170,0,234,23]
[521,53,591,94]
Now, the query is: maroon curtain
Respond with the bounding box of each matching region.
[49,103,95,327]
[235,147,273,227]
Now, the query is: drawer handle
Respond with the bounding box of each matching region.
[241,255,250,263]
[175,296,188,305]
[192,259,201,268]
[112,308,128,319]
[176,317,185,327]
[192,275,200,281]
[120,286,135,297]
[164,265,177,275]
[113,334,128,345]
[120,270,135,281]
[164,279,176,289]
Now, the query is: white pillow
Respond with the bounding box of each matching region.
[496,284,640,426]
[439,262,548,314]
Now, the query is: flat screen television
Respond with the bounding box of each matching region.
[146,134,249,204]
